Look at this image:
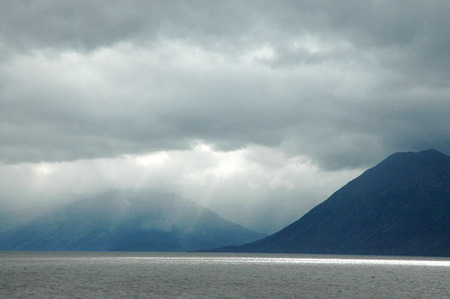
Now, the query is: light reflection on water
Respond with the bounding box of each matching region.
[78,253,450,267]
[1,252,449,298]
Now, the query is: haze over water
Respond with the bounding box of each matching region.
[1,252,449,298]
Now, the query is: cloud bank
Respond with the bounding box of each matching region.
[0,0,448,232]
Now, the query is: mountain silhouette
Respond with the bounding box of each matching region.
[212,150,450,256]
[0,191,265,251]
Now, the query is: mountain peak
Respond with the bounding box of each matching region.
[214,150,450,256]
[357,149,450,188]
[386,148,448,160]
[0,191,266,251]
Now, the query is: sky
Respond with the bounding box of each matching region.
[0,0,449,233]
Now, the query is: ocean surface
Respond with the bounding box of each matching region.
[0,252,449,298]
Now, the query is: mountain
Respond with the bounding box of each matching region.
[212,149,450,256]
[0,191,265,251]
[0,210,34,234]
[0,205,53,234]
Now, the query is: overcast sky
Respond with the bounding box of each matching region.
[0,0,449,233]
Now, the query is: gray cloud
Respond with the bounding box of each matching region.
[0,0,449,231]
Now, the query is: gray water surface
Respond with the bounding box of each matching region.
[1,252,449,298]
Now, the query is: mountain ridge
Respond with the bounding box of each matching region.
[210,149,450,256]
[0,191,265,251]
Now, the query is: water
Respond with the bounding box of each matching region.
[1,252,449,298]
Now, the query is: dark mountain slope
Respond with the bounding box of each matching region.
[215,149,450,256]
[0,191,265,251]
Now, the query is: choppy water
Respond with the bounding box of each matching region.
[1,252,449,298]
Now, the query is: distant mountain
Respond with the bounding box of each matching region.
[0,191,265,251]
[0,205,52,234]
[213,149,450,256]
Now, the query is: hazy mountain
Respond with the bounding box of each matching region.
[0,206,51,234]
[0,212,20,234]
[213,149,450,256]
[0,191,265,251]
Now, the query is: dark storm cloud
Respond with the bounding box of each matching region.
[0,0,260,51]
[0,0,449,169]
[0,0,143,51]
